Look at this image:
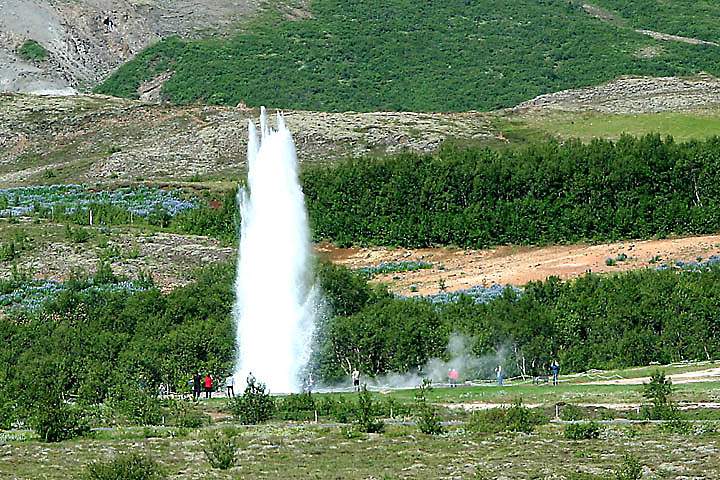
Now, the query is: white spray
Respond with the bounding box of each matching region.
[233,107,318,393]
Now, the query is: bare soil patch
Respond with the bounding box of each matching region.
[319,234,720,295]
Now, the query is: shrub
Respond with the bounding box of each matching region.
[0,241,17,261]
[560,404,586,421]
[276,392,316,421]
[110,388,164,426]
[203,430,242,470]
[228,375,274,425]
[168,400,211,428]
[467,400,546,435]
[83,452,166,480]
[614,454,642,480]
[641,370,678,420]
[355,386,384,434]
[18,39,48,61]
[564,421,603,440]
[31,403,90,442]
[467,408,507,435]
[414,379,443,435]
[317,396,355,423]
[505,399,545,433]
[65,224,91,243]
[0,391,16,429]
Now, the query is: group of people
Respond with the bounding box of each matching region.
[191,373,237,400]
[445,359,560,387]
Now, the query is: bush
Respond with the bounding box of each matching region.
[110,388,164,426]
[317,396,355,423]
[65,224,92,243]
[203,430,242,470]
[505,400,545,433]
[355,386,384,434]
[564,421,603,440]
[467,400,546,435]
[560,404,586,421]
[414,379,443,435]
[31,403,90,443]
[276,392,316,421]
[467,408,507,435]
[18,39,48,61]
[228,375,274,425]
[614,454,643,480]
[641,370,678,420]
[168,400,211,428]
[83,452,166,480]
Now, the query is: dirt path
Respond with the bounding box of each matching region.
[583,367,720,386]
[445,401,720,412]
[319,234,720,295]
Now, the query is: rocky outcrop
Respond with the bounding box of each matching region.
[513,75,720,114]
[0,94,496,186]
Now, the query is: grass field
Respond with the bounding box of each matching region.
[4,422,720,479]
[4,364,720,479]
[495,109,720,143]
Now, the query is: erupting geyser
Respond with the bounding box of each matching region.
[233,108,318,393]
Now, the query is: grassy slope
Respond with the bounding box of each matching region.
[494,108,720,144]
[96,0,720,112]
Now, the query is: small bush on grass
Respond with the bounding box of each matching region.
[355,386,384,433]
[65,224,92,243]
[276,392,316,421]
[168,400,211,428]
[83,452,166,480]
[564,421,603,440]
[32,402,91,442]
[317,396,355,423]
[614,454,642,480]
[467,399,546,435]
[414,379,443,435]
[505,399,546,433]
[203,430,243,470]
[228,375,274,425]
[641,370,678,420]
[560,404,585,421]
[110,388,163,426]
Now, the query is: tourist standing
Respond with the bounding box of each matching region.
[550,360,560,386]
[448,368,459,387]
[192,372,202,400]
[204,374,213,399]
[351,369,361,392]
[225,375,235,398]
[495,365,504,386]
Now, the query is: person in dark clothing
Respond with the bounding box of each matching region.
[192,373,202,400]
[550,360,560,386]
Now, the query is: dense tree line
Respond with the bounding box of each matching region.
[303,134,720,247]
[315,265,720,382]
[95,1,720,112]
[4,258,720,411]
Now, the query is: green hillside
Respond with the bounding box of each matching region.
[590,0,720,41]
[96,0,720,112]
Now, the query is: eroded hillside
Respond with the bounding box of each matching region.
[0,0,261,93]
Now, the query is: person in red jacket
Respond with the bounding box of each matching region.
[204,374,213,399]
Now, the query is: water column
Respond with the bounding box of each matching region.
[233,108,318,393]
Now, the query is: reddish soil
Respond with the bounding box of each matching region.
[316,234,720,296]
